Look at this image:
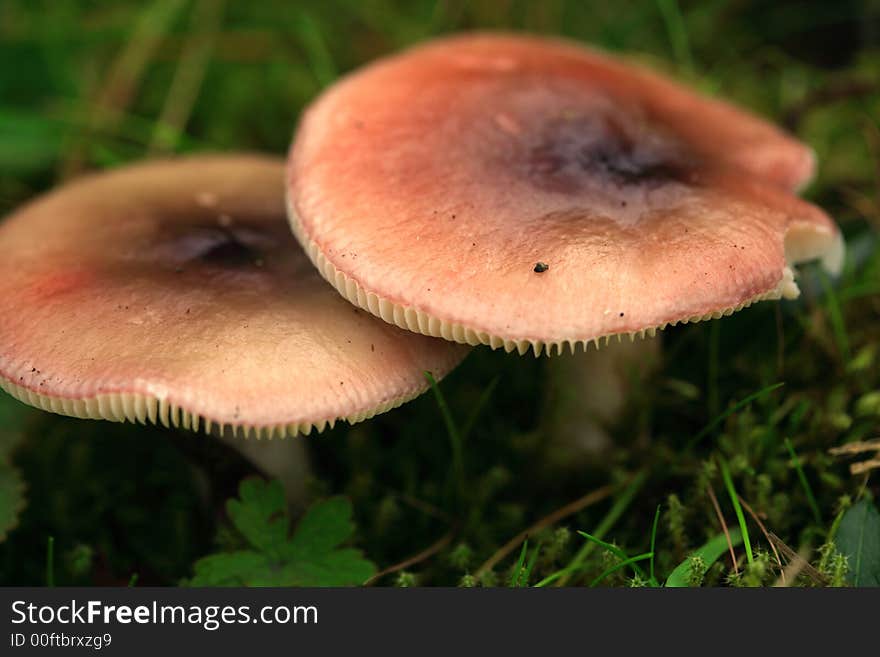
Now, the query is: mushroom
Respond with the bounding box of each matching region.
[0,155,468,490]
[287,34,843,454]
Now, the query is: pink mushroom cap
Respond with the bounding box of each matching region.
[288,33,844,355]
[0,155,468,436]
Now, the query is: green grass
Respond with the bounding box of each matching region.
[656,0,694,76]
[784,437,823,524]
[557,471,648,586]
[425,371,467,508]
[718,456,754,565]
[687,383,786,449]
[0,0,878,587]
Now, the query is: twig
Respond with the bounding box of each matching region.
[475,483,616,578]
[850,458,880,475]
[364,527,456,586]
[828,438,880,456]
[772,542,811,587]
[706,483,738,576]
[396,493,454,524]
[737,495,784,582]
[828,439,880,476]
[768,534,828,587]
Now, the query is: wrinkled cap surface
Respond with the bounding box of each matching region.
[0,155,468,435]
[288,33,843,355]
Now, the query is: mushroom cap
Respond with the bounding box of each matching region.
[0,155,468,436]
[288,33,843,355]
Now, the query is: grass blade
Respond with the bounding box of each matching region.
[149,0,225,153]
[576,531,633,563]
[556,470,648,585]
[666,528,744,587]
[476,484,616,578]
[460,376,500,443]
[575,532,650,586]
[784,438,822,524]
[425,371,465,504]
[522,541,542,586]
[718,457,753,565]
[509,539,529,587]
[688,383,785,449]
[649,505,661,585]
[590,552,653,587]
[293,10,337,88]
[656,0,694,76]
[817,269,851,363]
[534,566,576,588]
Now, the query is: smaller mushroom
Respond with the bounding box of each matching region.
[0,155,468,492]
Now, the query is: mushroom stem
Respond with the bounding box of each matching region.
[542,337,660,464]
[216,433,311,503]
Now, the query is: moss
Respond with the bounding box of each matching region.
[0,0,877,587]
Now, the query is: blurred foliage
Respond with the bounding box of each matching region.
[0,0,878,586]
[0,397,28,543]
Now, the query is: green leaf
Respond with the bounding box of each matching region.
[189,551,271,587]
[666,528,743,587]
[190,479,376,587]
[280,497,376,586]
[834,499,880,587]
[278,547,376,587]
[226,478,288,555]
[287,497,356,556]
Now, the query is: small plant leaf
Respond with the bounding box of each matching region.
[287,496,357,556]
[226,478,289,555]
[666,528,743,587]
[277,546,375,587]
[280,497,376,586]
[190,551,270,587]
[190,478,375,587]
[834,499,880,587]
